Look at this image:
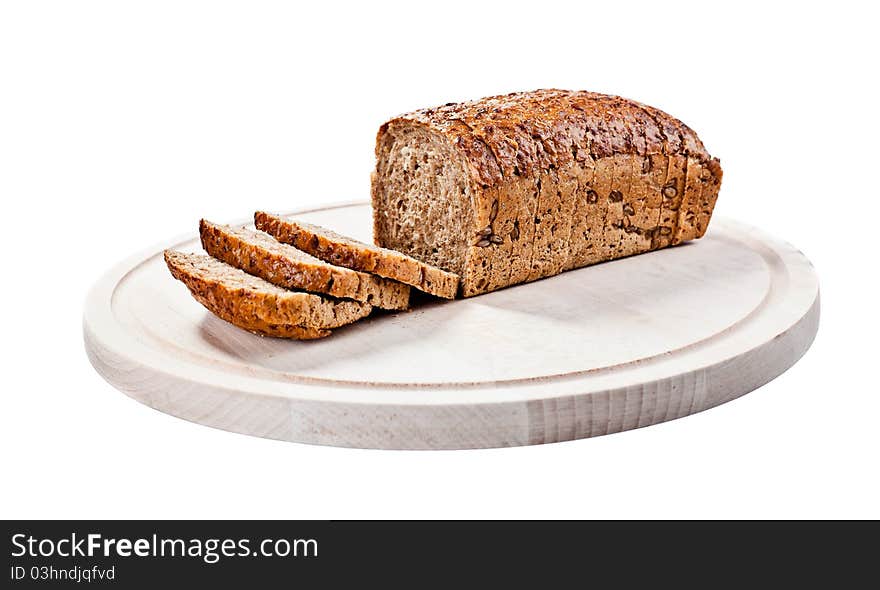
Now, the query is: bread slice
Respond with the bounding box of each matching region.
[654,154,687,249]
[602,153,636,259]
[199,220,410,310]
[616,155,651,257]
[164,250,371,339]
[254,212,460,299]
[577,155,614,266]
[563,159,597,271]
[673,157,723,244]
[527,167,579,281]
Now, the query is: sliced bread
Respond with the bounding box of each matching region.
[199,220,410,310]
[371,89,722,297]
[164,250,371,339]
[254,211,460,299]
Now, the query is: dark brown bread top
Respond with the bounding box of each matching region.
[199,220,410,310]
[164,250,371,339]
[255,212,460,299]
[379,89,712,189]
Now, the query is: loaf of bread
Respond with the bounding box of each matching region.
[199,220,411,310]
[255,211,460,299]
[164,250,371,339]
[372,89,723,297]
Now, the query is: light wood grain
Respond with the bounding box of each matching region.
[83,202,820,449]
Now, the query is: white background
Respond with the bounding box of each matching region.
[1,1,877,519]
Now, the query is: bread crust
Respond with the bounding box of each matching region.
[374,89,722,297]
[383,89,710,188]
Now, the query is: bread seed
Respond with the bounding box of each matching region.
[490,200,499,222]
[662,184,678,198]
[511,221,520,241]
[479,226,493,236]
[623,203,635,216]
[476,239,491,247]
[609,190,623,203]
[700,168,712,180]
[659,226,672,236]
[586,190,598,204]
[489,235,503,244]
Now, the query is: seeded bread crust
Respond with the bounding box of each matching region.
[199,220,410,310]
[254,212,460,299]
[164,250,371,339]
[372,89,722,297]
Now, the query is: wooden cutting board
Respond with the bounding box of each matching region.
[83,202,819,449]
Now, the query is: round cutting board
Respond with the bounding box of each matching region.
[84,202,820,450]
